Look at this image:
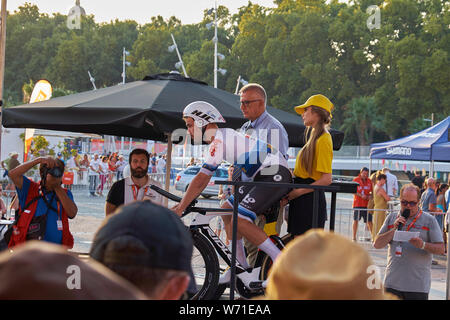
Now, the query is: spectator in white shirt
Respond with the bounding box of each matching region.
[382,167,398,198]
[115,155,127,180]
[89,154,101,197]
[156,155,166,174]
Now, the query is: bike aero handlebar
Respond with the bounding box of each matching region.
[149,185,232,216]
[150,185,187,203]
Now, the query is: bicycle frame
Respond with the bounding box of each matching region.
[149,185,272,297]
[189,212,248,274]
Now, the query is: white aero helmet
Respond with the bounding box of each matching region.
[183,101,226,128]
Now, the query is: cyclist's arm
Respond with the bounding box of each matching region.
[173,172,211,216]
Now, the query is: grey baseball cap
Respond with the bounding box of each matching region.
[90,201,193,273]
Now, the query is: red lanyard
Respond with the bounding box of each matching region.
[406,211,422,231]
[131,185,149,201]
[39,187,61,220]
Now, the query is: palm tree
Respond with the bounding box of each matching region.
[340,96,383,146]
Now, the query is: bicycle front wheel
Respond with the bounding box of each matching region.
[259,234,293,281]
[190,229,220,300]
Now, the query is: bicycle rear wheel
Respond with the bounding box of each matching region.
[190,230,220,300]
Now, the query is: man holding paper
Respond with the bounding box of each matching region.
[374,183,444,300]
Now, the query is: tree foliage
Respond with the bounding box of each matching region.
[3,1,449,145]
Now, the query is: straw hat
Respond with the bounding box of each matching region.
[263,230,396,300]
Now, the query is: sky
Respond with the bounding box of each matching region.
[7,0,277,25]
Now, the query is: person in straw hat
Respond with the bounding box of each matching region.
[282,94,333,237]
[259,229,396,300]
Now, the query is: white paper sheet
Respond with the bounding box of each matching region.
[393,230,420,242]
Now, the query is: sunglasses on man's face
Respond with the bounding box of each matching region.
[240,99,262,107]
[400,200,418,207]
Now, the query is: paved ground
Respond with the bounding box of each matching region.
[66,186,448,300]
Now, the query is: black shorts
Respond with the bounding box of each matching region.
[353,207,372,223]
[226,165,292,222]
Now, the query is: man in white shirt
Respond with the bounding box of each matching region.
[115,155,127,180]
[156,155,166,174]
[88,154,101,197]
[382,167,398,198]
[105,149,163,216]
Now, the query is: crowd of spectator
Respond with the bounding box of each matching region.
[58,150,167,194]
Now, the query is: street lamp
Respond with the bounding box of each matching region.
[423,113,434,127]
[235,75,248,94]
[168,33,188,77]
[122,47,131,84]
[218,68,227,76]
[88,70,96,90]
[207,1,226,88]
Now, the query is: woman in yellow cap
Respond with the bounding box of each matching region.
[284,94,333,236]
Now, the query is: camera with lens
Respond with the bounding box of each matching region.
[42,165,64,178]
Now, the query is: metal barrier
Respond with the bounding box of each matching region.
[0,190,17,220]
[328,207,394,241]
[215,179,357,300]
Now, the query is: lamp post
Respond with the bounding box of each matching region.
[207,1,226,88]
[122,47,130,84]
[213,1,218,88]
[88,70,96,90]
[168,33,188,77]
[235,75,248,94]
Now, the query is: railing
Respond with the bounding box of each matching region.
[215,179,357,300]
[0,190,17,220]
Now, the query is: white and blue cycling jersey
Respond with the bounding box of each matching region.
[199,128,288,181]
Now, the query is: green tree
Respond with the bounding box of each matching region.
[340,96,384,145]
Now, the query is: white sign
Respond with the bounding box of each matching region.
[386,146,412,156]
[393,231,420,242]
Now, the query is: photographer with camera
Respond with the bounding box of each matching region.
[3,157,77,249]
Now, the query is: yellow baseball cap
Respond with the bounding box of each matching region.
[294,94,334,118]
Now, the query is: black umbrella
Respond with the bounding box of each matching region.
[2,73,344,149]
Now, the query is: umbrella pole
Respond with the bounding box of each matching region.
[164,132,173,207]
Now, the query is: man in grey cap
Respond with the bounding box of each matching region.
[90,200,194,300]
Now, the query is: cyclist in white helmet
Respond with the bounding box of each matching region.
[173,101,292,284]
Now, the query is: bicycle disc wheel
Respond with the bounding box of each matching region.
[190,230,220,300]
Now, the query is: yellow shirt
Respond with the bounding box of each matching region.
[293,131,333,181]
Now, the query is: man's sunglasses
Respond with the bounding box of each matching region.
[240,99,262,107]
[400,200,418,207]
